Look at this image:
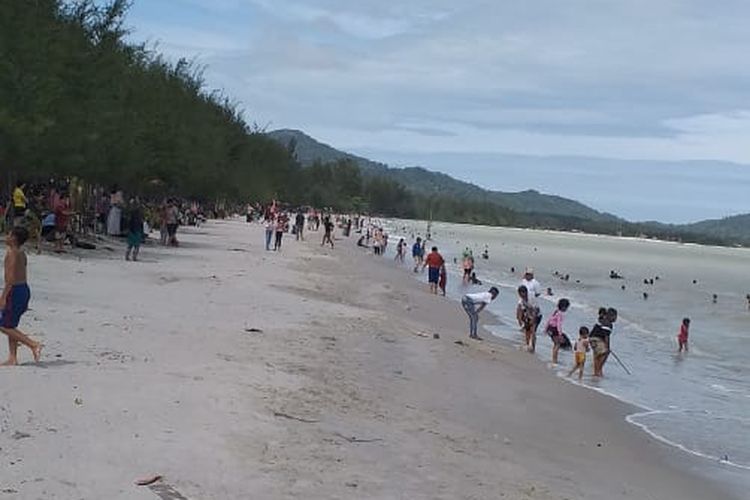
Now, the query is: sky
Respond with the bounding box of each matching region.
[126,0,750,223]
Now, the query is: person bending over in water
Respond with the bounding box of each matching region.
[1,227,43,365]
[461,287,499,340]
[677,317,690,353]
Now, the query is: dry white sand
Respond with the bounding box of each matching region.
[0,220,738,499]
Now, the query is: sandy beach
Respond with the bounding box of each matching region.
[0,219,739,499]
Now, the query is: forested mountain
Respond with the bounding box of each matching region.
[268,129,750,247]
[267,129,619,222]
[266,129,389,175]
[680,214,750,245]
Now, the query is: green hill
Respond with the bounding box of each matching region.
[680,214,750,246]
[267,129,750,247]
[267,129,619,222]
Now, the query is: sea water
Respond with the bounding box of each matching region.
[379,219,750,488]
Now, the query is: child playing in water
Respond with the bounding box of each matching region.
[677,317,690,352]
[545,298,571,364]
[568,327,590,380]
[1,227,43,365]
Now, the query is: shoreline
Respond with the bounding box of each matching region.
[0,219,742,499]
[389,217,750,253]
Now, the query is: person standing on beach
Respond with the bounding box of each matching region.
[107,186,124,236]
[274,213,287,251]
[53,193,72,254]
[395,238,406,263]
[264,215,275,251]
[677,317,690,352]
[545,298,571,364]
[412,237,423,272]
[166,199,179,246]
[12,182,27,228]
[423,246,445,295]
[461,287,499,340]
[157,201,168,245]
[1,227,43,366]
[125,199,144,261]
[295,211,305,241]
[322,216,335,248]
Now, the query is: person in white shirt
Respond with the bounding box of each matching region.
[518,267,543,333]
[461,287,499,340]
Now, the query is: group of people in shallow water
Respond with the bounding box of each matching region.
[379,227,714,380]
[456,264,633,378]
[385,231,697,379]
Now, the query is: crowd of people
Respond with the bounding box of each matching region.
[1,180,211,261]
[246,202,368,253]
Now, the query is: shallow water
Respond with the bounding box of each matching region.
[379,219,750,487]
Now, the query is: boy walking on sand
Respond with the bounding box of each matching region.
[1,227,42,365]
[568,327,590,380]
[423,246,445,295]
[321,216,335,248]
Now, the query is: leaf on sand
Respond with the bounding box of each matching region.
[135,475,162,486]
[273,411,319,423]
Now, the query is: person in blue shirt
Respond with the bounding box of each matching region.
[412,237,424,273]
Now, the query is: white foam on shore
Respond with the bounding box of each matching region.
[545,343,750,474]
[626,410,750,471]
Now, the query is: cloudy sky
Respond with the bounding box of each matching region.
[127,0,750,222]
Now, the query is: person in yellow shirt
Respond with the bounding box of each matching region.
[12,182,27,228]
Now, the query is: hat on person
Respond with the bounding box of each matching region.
[525,267,534,274]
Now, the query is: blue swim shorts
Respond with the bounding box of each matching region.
[1,283,30,329]
[428,267,440,284]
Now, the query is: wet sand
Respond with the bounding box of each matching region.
[0,219,738,499]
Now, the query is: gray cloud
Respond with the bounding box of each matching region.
[128,0,750,219]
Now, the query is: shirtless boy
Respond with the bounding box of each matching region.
[1,227,42,365]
